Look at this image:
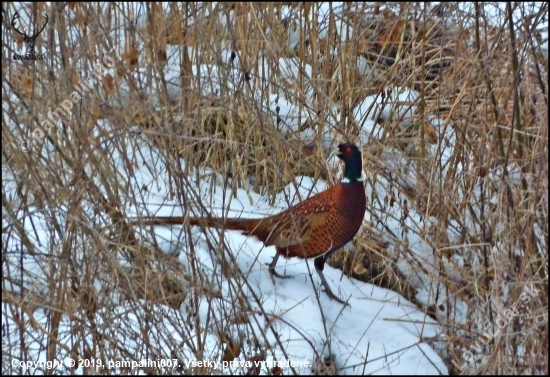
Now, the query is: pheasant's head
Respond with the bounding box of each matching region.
[334,143,363,184]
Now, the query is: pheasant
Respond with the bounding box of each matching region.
[134,143,366,304]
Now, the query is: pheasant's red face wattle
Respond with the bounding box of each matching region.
[341,145,353,158]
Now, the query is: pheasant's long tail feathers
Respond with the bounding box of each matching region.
[136,216,272,243]
[192,217,273,243]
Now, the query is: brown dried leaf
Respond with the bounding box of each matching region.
[102,74,114,96]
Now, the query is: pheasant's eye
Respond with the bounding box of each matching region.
[338,144,354,158]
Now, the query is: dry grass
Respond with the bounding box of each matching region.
[2,2,548,375]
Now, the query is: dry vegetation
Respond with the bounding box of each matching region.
[2,2,548,375]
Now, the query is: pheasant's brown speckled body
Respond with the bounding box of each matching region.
[211,179,366,261]
[135,143,366,304]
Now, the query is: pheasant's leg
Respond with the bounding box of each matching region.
[267,254,291,279]
[314,256,349,306]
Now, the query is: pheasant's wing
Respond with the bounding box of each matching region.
[264,191,336,248]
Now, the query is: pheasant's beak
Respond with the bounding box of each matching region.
[330,146,342,159]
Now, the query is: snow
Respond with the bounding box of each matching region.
[353,87,420,129]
